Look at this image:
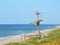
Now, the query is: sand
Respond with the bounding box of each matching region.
[0,27,59,45]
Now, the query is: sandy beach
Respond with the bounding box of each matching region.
[0,27,60,45]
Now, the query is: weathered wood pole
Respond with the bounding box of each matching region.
[35,11,41,37]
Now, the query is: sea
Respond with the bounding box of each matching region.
[0,24,59,38]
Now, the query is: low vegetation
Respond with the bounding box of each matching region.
[5,28,60,45]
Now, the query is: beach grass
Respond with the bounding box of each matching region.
[5,28,60,45]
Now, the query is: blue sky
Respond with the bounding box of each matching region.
[0,0,60,24]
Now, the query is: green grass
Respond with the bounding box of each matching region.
[5,28,60,45]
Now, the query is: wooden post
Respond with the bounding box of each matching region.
[36,10,41,38]
[24,34,26,41]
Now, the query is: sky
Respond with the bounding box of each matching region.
[0,0,60,24]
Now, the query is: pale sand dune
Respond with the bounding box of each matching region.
[0,27,59,45]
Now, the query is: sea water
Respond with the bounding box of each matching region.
[0,24,59,37]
